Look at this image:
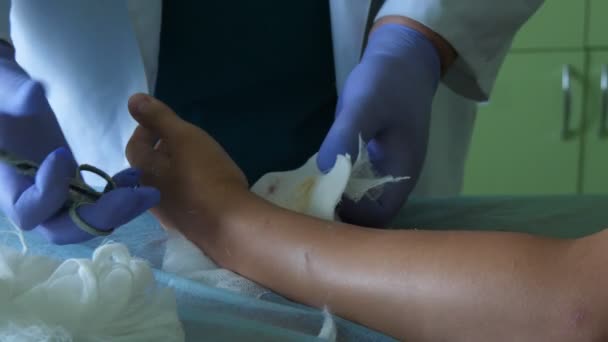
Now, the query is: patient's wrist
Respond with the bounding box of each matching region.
[188,189,266,264]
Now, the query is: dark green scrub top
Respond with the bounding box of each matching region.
[154,2,337,183]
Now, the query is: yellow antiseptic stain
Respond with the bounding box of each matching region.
[294,177,317,211]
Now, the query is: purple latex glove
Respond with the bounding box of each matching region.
[0,43,160,244]
[317,24,441,227]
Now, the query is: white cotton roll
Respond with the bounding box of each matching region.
[0,322,72,342]
[318,307,337,342]
[161,229,268,298]
[0,244,184,341]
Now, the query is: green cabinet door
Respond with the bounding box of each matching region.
[582,51,608,193]
[587,0,608,47]
[511,0,586,50]
[463,52,585,195]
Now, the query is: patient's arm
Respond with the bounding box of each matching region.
[202,194,608,342]
[125,93,608,342]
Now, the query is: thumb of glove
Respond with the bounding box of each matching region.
[316,115,364,173]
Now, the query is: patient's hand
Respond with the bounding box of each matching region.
[125,93,248,232]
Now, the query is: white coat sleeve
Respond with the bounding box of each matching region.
[0,0,9,44]
[376,0,544,101]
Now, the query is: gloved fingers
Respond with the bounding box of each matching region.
[0,162,33,219]
[366,129,424,178]
[76,186,160,233]
[35,186,160,245]
[111,167,142,188]
[337,129,425,227]
[317,104,382,173]
[0,70,31,114]
[337,181,409,228]
[12,147,76,230]
[334,94,345,118]
[317,121,358,173]
[35,213,97,245]
[1,78,52,116]
[339,138,414,227]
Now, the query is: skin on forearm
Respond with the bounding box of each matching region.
[373,15,457,75]
[185,192,608,342]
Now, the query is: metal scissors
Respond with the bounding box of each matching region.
[0,148,117,236]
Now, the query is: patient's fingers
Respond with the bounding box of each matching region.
[129,124,159,149]
[154,138,170,155]
[126,121,171,180]
[127,93,189,141]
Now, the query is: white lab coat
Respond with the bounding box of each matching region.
[0,0,543,195]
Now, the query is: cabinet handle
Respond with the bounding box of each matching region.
[562,65,572,139]
[601,65,607,138]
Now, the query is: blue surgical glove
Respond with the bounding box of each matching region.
[317,24,441,227]
[0,43,160,244]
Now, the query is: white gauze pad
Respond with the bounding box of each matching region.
[251,135,409,219]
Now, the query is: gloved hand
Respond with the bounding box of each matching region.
[0,43,160,244]
[317,24,441,227]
